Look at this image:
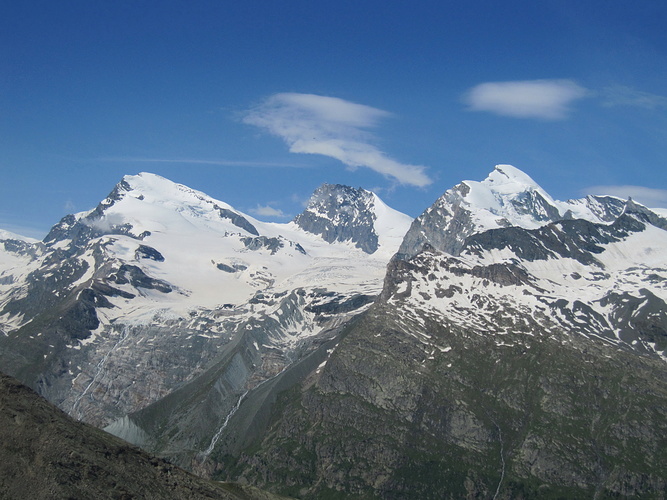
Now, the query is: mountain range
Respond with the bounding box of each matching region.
[1,165,666,498]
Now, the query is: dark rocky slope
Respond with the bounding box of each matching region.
[196,170,667,499]
[0,371,289,500]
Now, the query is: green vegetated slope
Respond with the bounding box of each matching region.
[211,288,667,499]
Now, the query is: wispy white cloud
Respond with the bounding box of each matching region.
[464,79,588,120]
[291,192,310,208]
[249,204,288,218]
[583,185,667,208]
[95,157,305,168]
[243,93,432,187]
[600,85,667,110]
[64,199,76,212]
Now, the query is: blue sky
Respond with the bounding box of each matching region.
[1,0,666,238]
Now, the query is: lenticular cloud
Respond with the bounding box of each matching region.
[464,79,588,120]
[243,93,432,187]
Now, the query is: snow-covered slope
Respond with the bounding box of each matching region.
[390,165,667,360]
[7,173,411,323]
[0,232,45,333]
[0,173,412,427]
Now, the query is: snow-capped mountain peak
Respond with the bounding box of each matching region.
[5,175,414,329]
[481,163,544,193]
[113,172,242,217]
[84,172,260,237]
[0,173,415,432]
[0,229,40,244]
[392,164,667,363]
[458,164,560,230]
[398,164,631,258]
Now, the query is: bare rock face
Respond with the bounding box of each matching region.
[293,183,380,254]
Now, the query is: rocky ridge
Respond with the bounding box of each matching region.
[294,183,383,253]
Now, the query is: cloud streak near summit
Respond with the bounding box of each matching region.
[243,93,432,187]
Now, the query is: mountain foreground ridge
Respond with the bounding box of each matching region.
[0,371,291,500]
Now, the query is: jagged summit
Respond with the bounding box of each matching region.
[398,164,630,258]
[293,183,412,254]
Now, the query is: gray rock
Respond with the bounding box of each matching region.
[294,184,379,254]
